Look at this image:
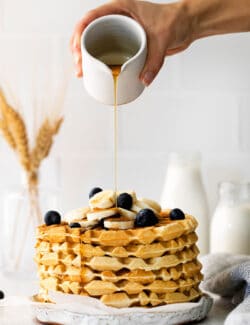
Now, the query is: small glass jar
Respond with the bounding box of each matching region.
[1,186,61,276]
[1,185,61,277]
[161,152,209,255]
[0,157,62,278]
[210,181,250,254]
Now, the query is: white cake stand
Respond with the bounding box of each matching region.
[33,294,213,325]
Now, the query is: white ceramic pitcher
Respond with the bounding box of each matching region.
[81,14,147,105]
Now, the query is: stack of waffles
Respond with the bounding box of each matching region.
[35,190,203,308]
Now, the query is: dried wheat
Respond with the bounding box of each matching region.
[0,90,30,169]
[31,118,61,171]
[0,91,16,149]
[0,89,63,190]
[53,117,63,134]
[5,105,30,171]
[0,119,16,149]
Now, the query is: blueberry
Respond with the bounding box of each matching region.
[89,187,103,198]
[98,219,105,229]
[69,222,81,228]
[117,193,133,210]
[169,208,185,220]
[0,290,4,299]
[135,209,158,227]
[44,210,61,226]
[99,219,109,230]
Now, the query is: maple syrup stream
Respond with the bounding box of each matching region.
[110,65,121,204]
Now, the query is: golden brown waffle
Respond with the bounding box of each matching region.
[38,260,202,284]
[36,232,198,258]
[36,214,198,246]
[100,288,202,308]
[38,273,202,296]
[35,288,202,308]
[84,245,199,271]
[36,244,199,271]
[35,209,203,307]
[83,274,203,296]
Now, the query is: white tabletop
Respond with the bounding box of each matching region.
[0,273,235,325]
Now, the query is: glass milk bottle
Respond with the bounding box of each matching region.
[210,182,250,254]
[161,152,209,255]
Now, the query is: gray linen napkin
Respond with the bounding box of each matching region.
[200,254,250,325]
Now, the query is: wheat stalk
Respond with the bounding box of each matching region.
[53,117,63,134]
[0,119,16,150]
[0,89,62,177]
[0,90,30,171]
[30,117,62,171]
[0,89,62,215]
[6,105,30,171]
[0,88,63,270]
[0,91,16,149]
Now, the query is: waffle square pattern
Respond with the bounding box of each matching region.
[36,210,203,308]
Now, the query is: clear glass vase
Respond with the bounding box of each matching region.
[1,184,61,278]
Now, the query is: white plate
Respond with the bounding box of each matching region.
[34,294,213,325]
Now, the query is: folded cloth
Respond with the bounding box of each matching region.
[201,254,250,325]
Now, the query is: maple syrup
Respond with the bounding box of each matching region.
[109,65,122,198]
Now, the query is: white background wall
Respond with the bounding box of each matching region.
[0,0,250,216]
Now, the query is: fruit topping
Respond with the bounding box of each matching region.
[117,193,133,210]
[169,208,185,220]
[104,217,134,230]
[89,190,116,209]
[140,198,161,213]
[0,290,4,299]
[89,187,103,199]
[64,207,90,223]
[134,208,158,227]
[44,210,61,226]
[117,208,136,220]
[98,218,105,229]
[87,208,119,222]
[69,222,81,228]
[78,219,98,228]
[132,200,158,214]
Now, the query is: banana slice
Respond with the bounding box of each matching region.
[89,190,116,209]
[131,200,158,214]
[118,208,136,220]
[64,207,90,223]
[104,217,134,230]
[78,219,98,228]
[128,191,137,204]
[141,198,161,213]
[87,208,119,222]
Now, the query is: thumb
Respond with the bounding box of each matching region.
[140,35,166,86]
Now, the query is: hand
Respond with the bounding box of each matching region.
[70,0,194,86]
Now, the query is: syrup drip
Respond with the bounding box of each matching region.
[109,65,122,202]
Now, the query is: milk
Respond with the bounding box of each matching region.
[210,182,250,254]
[161,152,209,255]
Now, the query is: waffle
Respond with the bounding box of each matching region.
[36,232,198,258]
[100,287,202,308]
[35,207,203,307]
[36,244,199,271]
[36,213,198,246]
[38,260,202,284]
[39,273,202,296]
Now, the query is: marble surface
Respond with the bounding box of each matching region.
[0,273,235,325]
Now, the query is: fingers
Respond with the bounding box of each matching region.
[140,33,166,86]
[166,43,191,56]
[70,3,126,77]
[70,33,82,77]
